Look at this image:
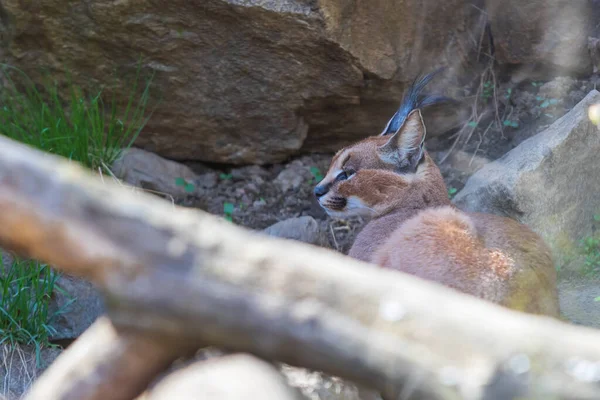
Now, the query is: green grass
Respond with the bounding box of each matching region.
[580,236,600,276]
[223,202,235,222]
[576,214,600,276]
[175,177,196,193]
[0,63,153,351]
[309,166,324,182]
[0,252,73,362]
[481,80,494,100]
[0,63,153,172]
[447,187,458,199]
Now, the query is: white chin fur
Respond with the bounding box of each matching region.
[323,208,353,219]
[319,196,375,219]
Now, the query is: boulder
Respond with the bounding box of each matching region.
[1,0,478,164]
[263,216,326,246]
[112,148,203,197]
[140,354,306,400]
[453,90,600,326]
[274,160,313,193]
[557,276,600,328]
[280,365,382,400]
[454,90,600,267]
[486,0,597,77]
[49,274,104,342]
[163,349,380,400]
[537,77,577,100]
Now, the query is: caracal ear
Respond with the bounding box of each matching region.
[377,109,426,171]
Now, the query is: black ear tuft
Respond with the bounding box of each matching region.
[380,67,454,136]
[377,109,426,172]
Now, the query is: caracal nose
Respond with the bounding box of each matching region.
[314,184,328,198]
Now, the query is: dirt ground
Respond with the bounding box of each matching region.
[178,74,600,255]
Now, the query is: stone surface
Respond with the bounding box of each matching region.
[486,0,597,77]
[538,77,577,100]
[140,354,306,400]
[589,36,600,74]
[453,90,600,267]
[112,148,202,196]
[453,90,600,326]
[280,365,382,400]
[48,274,104,342]
[1,250,14,270]
[0,0,479,164]
[0,344,61,400]
[274,160,312,193]
[167,349,380,400]
[557,276,600,329]
[263,216,325,246]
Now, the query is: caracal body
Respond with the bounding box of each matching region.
[314,71,560,317]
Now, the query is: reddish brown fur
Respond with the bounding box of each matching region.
[316,110,560,318]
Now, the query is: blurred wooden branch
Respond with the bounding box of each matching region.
[24,317,189,400]
[0,135,599,399]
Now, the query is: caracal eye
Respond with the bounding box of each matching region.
[335,168,356,182]
[335,171,347,182]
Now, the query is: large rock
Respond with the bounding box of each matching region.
[149,348,380,400]
[557,275,600,328]
[263,216,326,246]
[49,274,104,342]
[140,354,306,400]
[273,159,314,193]
[454,90,600,267]
[280,365,382,400]
[0,0,478,164]
[112,148,204,197]
[486,0,598,77]
[453,90,600,326]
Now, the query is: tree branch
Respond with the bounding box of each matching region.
[1,136,600,399]
[23,317,190,400]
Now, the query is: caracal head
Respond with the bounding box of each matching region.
[314,109,432,219]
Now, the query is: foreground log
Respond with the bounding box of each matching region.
[24,317,190,400]
[1,135,600,399]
